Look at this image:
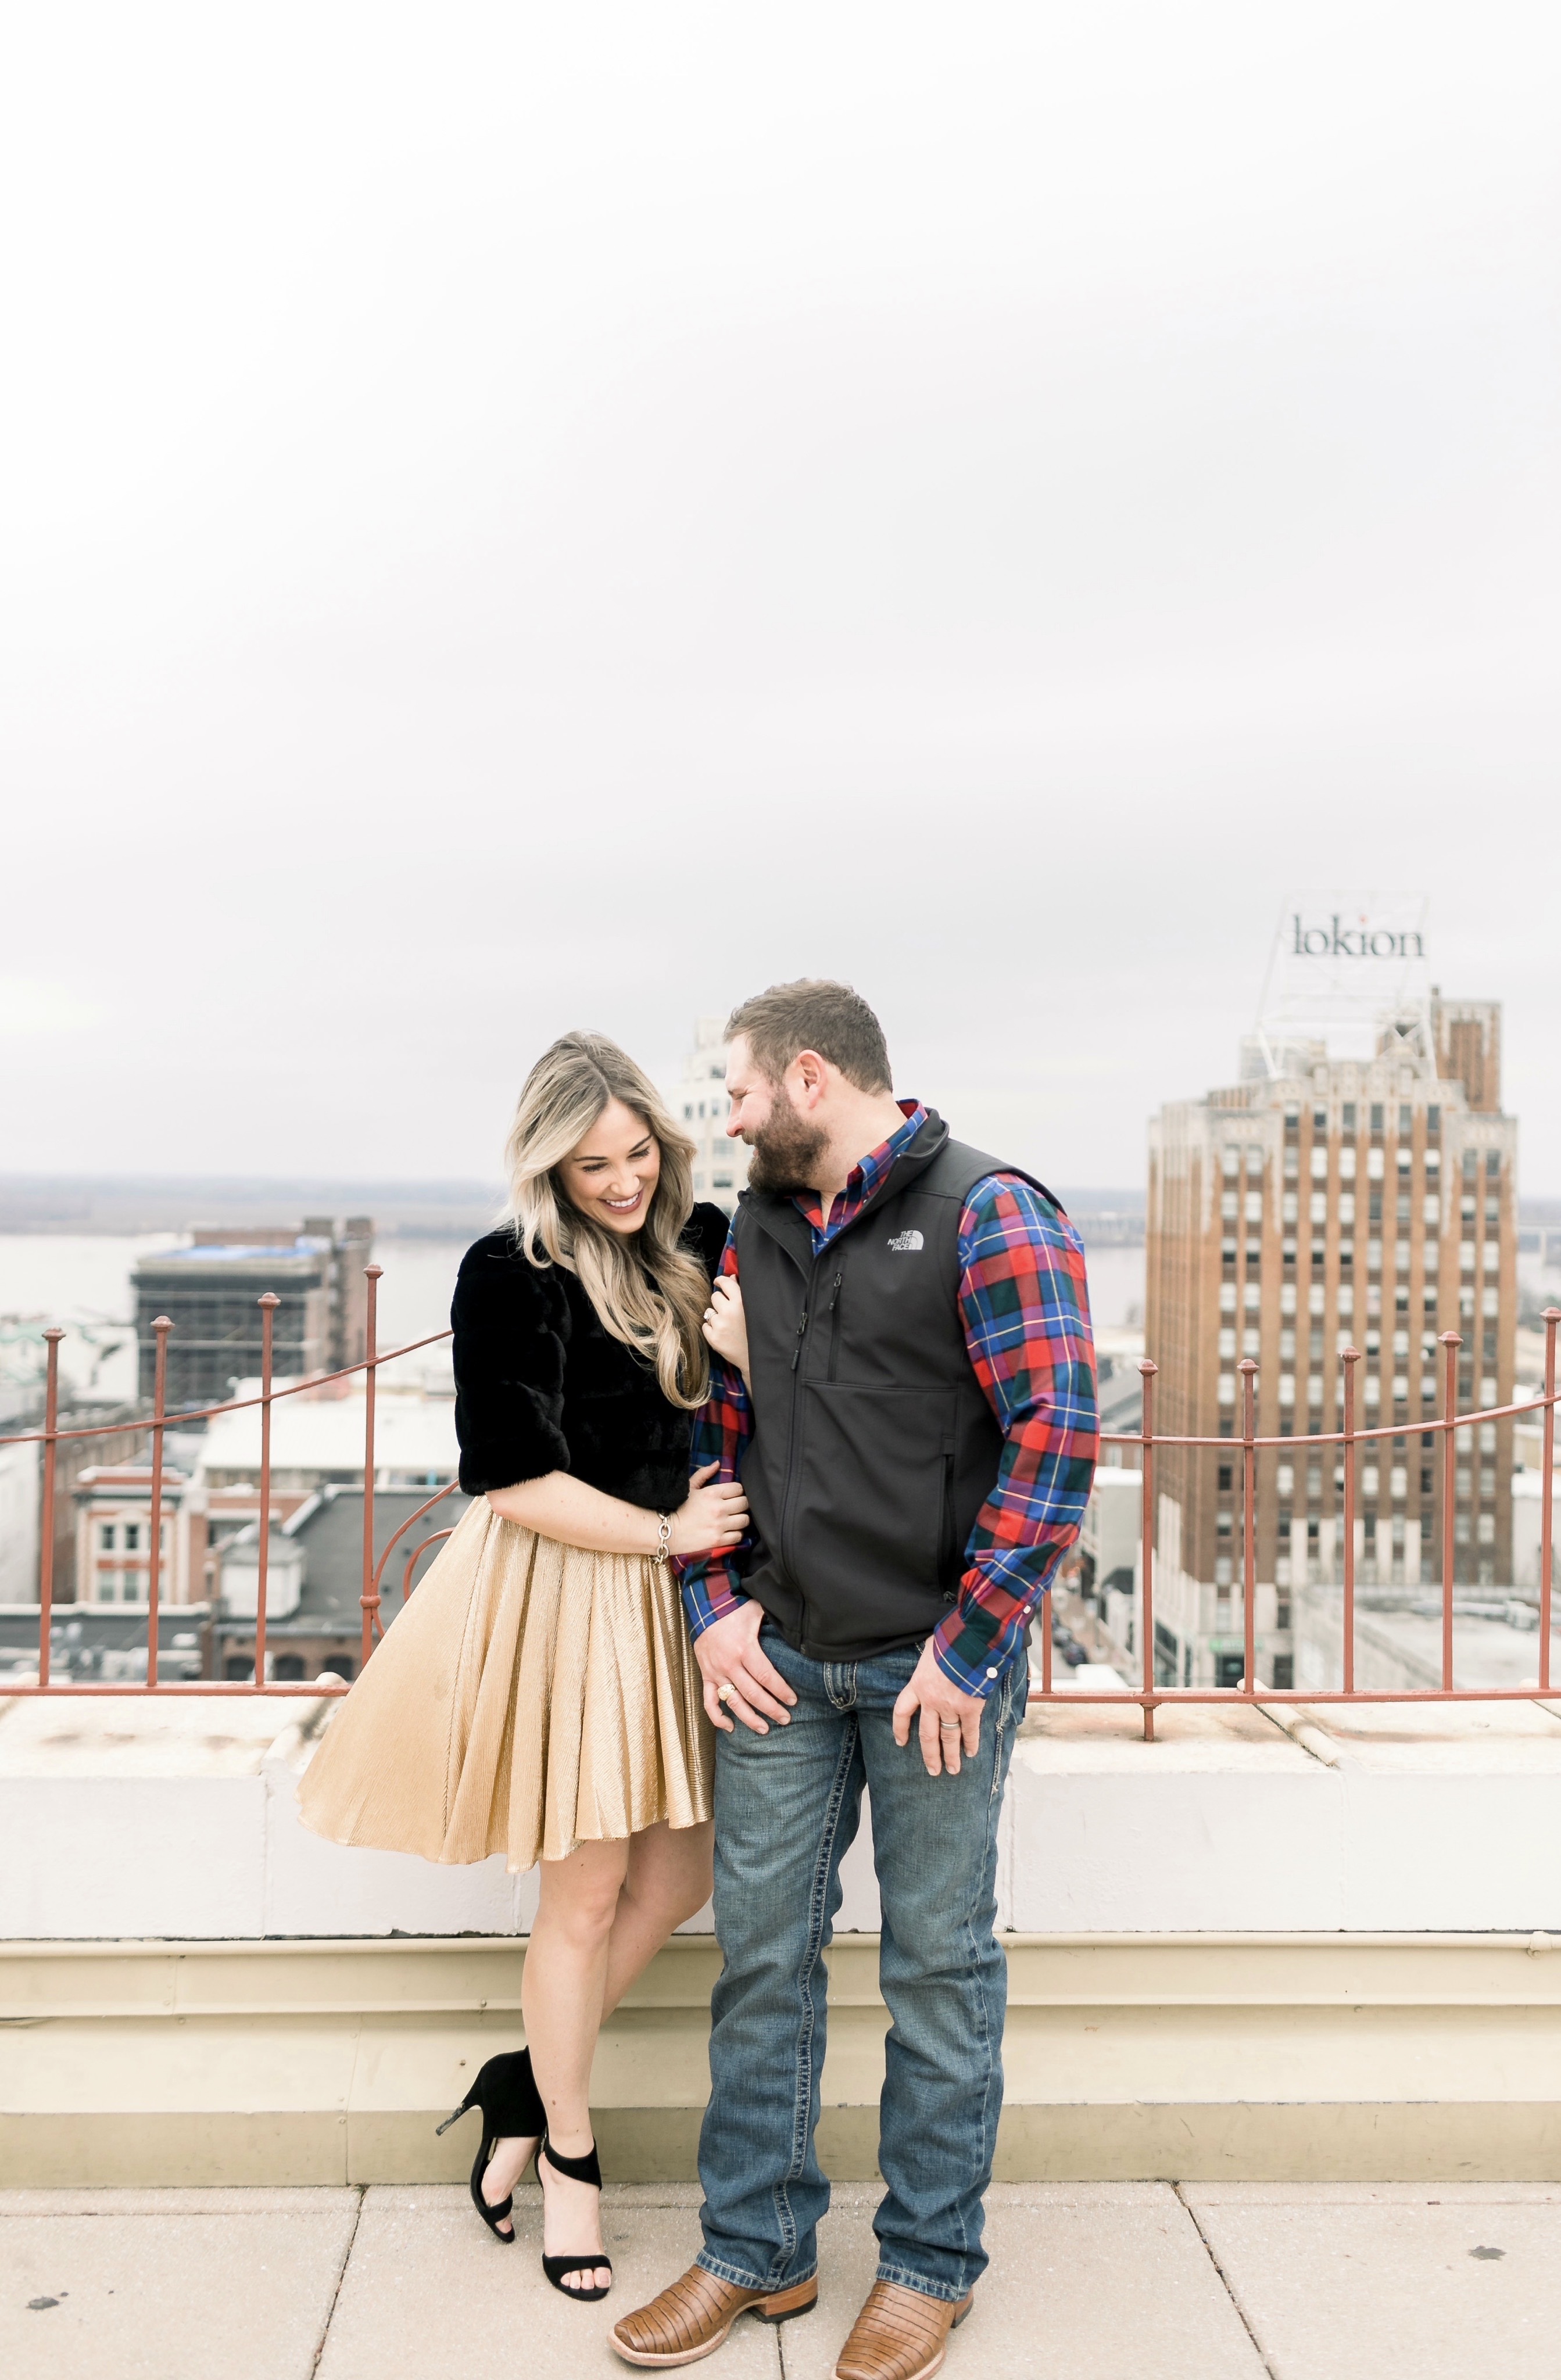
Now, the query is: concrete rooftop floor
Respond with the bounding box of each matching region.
[5,2180,1561,2380]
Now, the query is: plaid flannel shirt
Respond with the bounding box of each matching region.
[679,1101,1098,1697]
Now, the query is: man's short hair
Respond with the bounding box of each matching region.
[725,980,892,1094]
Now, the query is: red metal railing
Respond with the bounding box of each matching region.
[0,1265,459,1694]
[2,1275,1558,1737]
[1037,1307,1561,1737]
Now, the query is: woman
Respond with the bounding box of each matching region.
[298,1032,745,2303]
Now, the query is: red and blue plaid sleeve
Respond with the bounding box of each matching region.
[675,1226,754,1639]
[930,1177,1098,1698]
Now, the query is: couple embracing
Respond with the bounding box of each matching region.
[299,978,1097,2380]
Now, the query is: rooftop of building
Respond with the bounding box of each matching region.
[133,1238,333,1274]
[214,1483,473,1639]
[10,2177,1559,2380]
[198,1382,458,1481]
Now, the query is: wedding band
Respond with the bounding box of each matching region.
[939,1719,960,1731]
[717,1683,735,1705]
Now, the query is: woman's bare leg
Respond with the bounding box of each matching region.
[600,1819,714,2015]
[482,1837,626,2254]
[481,1821,713,2285]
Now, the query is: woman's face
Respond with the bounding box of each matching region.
[557,1098,663,1236]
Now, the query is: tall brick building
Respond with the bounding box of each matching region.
[1145,997,1516,1691]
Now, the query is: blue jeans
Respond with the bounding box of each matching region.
[696,1628,1026,2305]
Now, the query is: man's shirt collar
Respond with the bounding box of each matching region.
[796,1099,928,1239]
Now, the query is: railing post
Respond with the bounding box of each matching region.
[1440,1329,1462,1691]
[1138,1359,1158,1741]
[255,1293,279,1689]
[1341,1346,1359,1694]
[145,1317,171,1689]
[37,1328,64,1689]
[1239,1359,1258,1695]
[360,1265,382,1671]
[1542,1309,1559,1696]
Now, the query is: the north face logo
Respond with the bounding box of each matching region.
[886,1229,925,1253]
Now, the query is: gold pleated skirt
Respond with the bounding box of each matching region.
[295,1499,714,1872]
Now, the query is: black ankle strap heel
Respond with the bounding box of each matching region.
[539,2135,613,2301]
[435,2048,546,2244]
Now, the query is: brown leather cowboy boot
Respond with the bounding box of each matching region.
[611,2261,817,2367]
[833,2281,975,2380]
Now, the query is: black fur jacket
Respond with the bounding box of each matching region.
[452,1202,730,1510]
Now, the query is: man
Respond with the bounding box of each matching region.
[613,981,1096,2380]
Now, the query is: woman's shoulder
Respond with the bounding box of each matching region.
[457,1225,529,1278]
[682,1200,733,1276]
[454,1229,563,1319]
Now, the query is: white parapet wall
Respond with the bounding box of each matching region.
[5,1688,1561,2181]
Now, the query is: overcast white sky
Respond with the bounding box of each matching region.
[3,3,1558,1193]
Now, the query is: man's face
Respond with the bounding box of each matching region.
[726,1035,829,1196]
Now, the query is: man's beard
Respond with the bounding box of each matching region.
[745,1088,829,1196]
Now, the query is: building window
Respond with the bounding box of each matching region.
[1213,1556,1233,1585]
[1369,1104,1383,1131]
[98,1523,117,1553]
[1344,1104,1358,1131]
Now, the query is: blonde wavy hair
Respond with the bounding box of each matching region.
[502,1032,711,1409]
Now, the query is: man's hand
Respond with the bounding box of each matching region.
[893,1640,986,1777]
[693,1599,797,1735]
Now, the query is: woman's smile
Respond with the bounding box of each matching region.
[557,1098,664,1234]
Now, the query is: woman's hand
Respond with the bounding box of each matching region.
[668,1460,750,1557]
[700,1278,750,1379]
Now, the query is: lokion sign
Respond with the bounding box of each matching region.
[1255,891,1431,1064]
[1291,913,1425,960]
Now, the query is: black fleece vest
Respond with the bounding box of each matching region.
[732,1110,1055,1664]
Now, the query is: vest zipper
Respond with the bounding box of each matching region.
[826,1273,843,1381]
[779,1250,830,1593]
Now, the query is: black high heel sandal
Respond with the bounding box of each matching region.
[538,2135,613,2301]
[435,2048,546,2243]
